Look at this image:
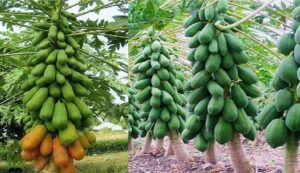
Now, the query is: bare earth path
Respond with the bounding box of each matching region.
[129,134,287,173]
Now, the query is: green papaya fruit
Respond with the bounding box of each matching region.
[195,134,209,151]
[61,80,75,101]
[214,117,233,144]
[265,119,288,148]
[223,99,238,122]
[73,97,93,118]
[59,122,78,145]
[286,104,300,132]
[39,97,55,121]
[233,109,252,135]
[274,89,293,112]
[52,101,68,130]
[49,83,61,98]
[231,84,249,108]
[257,103,281,129]
[26,87,48,111]
[65,102,82,124]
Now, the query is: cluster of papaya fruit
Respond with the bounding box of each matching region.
[20,9,96,172]
[128,88,140,139]
[132,28,187,139]
[182,0,261,151]
[20,125,95,172]
[174,65,187,108]
[257,0,300,148]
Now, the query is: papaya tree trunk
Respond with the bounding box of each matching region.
[165,139,174,156]
[141,132,153,154]
[251,131,262,148]
[154,138,165,151]
[129,138,133,151]
[228,131,253,173]
[152,138,165,155]
[284,132,298,173]
[168,130,194,161]
[205,141,217,164]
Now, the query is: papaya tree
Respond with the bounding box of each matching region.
[257,1,300,172]
[133,28,192,161]
[182,0,261,171]
[0,0,127,172]
[128,87,140,151]
[20,4,100,172]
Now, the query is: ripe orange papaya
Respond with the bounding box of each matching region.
[53,137,69,168]
[34,154,48,171]
[21,125,47,150]
[60,157,75,173]
[40,133,53,156]
[68,140,85,160]
[21,147,39,161]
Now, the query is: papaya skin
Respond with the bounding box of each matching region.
[53,137,69,168]
[60,157,75,173]
[68,140,85,160]
[34,154,49,171]
[21,147,39,161]
[21,125,47,150]
[40,133,53,156]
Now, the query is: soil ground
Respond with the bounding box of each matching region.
[129,133,287,173]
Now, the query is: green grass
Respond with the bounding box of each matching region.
[76,152,128,173]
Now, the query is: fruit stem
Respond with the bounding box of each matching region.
[247,0,291,20]
[0,52,36,57]
[234,29,283,60]
[67,31,127,38]
[215,0,273,31]
[75,1,121,17]
[198,0,217,12]
[28,0,51,17]
[0,36,34,50]
[0,18,45,31]
[228,2,290,29]
[79,49,125,72]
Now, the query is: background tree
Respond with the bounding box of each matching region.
[132,28,192,161]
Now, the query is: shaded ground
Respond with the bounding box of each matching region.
[129,134,286,173]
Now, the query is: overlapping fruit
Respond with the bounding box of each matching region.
[128,88,140,139]
[20,10,96,172]
[133,28,187,139]
[182,0,261,151]
[257,0,300,148]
